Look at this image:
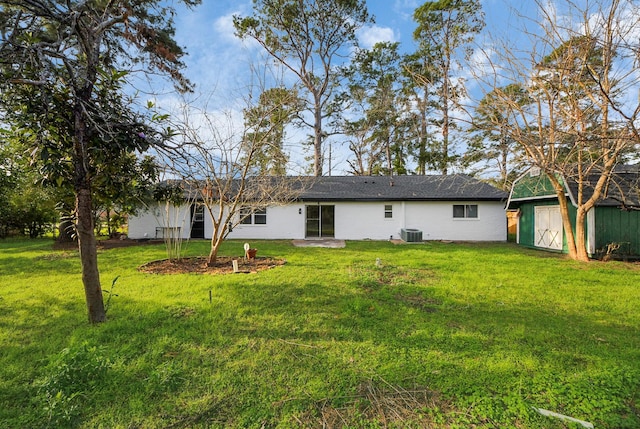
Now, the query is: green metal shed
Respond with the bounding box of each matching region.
[507,166,640,259]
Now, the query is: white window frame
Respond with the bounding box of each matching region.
[253,208,267,225]
[384,204,393,219]
[239,207,267,225]
[453,204,478,219]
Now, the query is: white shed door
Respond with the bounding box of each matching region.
[535,206,563,250]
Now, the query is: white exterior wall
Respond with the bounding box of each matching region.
[402,201,506,241]
[128,200,506,241]
[332,202,401,240]
[128,203,192,239]
[226,204,305,240]
[333,200,506,241]
[128,203,305,240]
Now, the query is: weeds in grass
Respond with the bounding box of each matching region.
[103,275,119,315]
[291,375,453,428]
[147,361,186,397]
[167,305,197,318]
[33,342,111,427]
[348,261,434,291]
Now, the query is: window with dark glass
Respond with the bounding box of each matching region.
[384,204,393,218]
[239,207,267,225]
[453,204,478,218]
[239,207,252,224]
[193,205,204,222]
[253,208,267,224]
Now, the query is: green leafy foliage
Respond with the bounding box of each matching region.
[340,42,405,175]
[242,87,302,176]
[408,0,485,175]
[0,139,59,238]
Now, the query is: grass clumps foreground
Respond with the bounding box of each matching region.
[0,238,639,428]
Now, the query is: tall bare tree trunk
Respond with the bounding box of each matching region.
[313,92,324,177]
[441,48,450,176]
[417,93,429,175]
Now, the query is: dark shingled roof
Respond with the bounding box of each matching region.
[160,175,507,202]
[507,165,640,210]
[299,175,507,202]
[565,165,640,208]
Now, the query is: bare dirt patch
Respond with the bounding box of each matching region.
[138,256,286,275]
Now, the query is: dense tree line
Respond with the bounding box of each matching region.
[0,141,58,238]
[233,0,504,180]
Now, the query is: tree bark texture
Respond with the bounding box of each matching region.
[76,188,106,323]
[207,238,222,266]
[574,207,590,262]
[74,98,106,323]
[556,188,578,259]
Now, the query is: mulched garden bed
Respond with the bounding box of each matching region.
[53,238,163,251]
[138,256,286,275]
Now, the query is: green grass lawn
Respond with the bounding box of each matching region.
[1,238,639,428]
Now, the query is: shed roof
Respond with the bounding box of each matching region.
[507,165,640,209]
[579,165,640,208]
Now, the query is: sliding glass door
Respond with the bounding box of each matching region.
[305,205,334,238]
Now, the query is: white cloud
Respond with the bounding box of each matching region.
[357,25,398,49]
[213,11,261,51]
[213,13,240,44]
[392,0,420,19]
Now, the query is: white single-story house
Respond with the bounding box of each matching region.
[128,175,508,242]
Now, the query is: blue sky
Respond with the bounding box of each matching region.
[168,0,535,95]
[146,0,539,175]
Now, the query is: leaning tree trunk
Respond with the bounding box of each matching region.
[207,235,223,266]
[556,189,581,261]
[206,210,236,266]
